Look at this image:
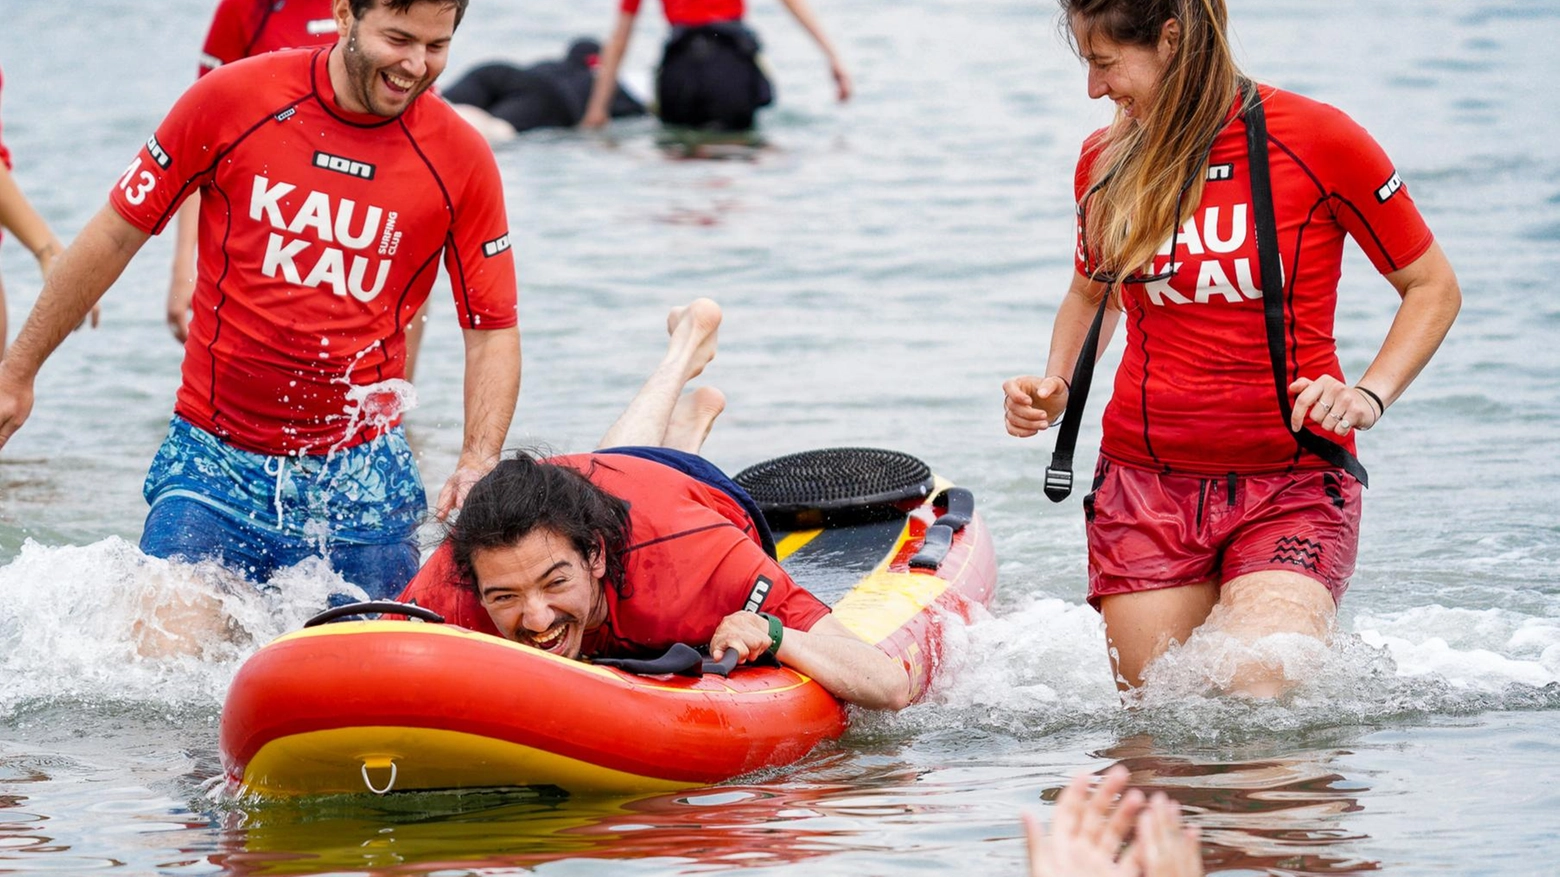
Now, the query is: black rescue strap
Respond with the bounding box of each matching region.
[1043,291,1112,502]
[1043,79,1367,501]
[1243,80,1369,487]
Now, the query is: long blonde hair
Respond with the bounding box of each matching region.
[1062,0,1246,282]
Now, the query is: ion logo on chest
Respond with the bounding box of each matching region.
[313,150,376,180]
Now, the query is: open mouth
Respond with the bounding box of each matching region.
[383,71,417,96]
[519,623,571,655]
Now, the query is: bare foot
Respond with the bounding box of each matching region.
[663,386,726,453]
[665,298,722,380]
[451,104,516,143]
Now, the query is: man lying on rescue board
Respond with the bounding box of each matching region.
[395,298,914,711]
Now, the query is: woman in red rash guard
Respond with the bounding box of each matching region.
[1002,0,1460,698]
[580,0,851,132]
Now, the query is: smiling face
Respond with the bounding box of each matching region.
[332,0,454,117]
[473,527,610,659]
[1072,15,1178,123]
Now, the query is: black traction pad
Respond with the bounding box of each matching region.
[734,447,935,529]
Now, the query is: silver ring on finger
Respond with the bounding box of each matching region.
[1339,419,1351,430]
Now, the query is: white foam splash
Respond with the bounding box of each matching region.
[0,538,365,718]
[1352,606,1560,691]
[334,378,419,453]
[885,589,1560,743]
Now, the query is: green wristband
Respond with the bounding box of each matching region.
[758,612,784,656]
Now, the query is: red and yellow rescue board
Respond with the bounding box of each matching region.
[220,486,996,798]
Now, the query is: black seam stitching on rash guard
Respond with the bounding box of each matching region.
[1272,132,1408,272]
[148,96,308,234]
[203,177,236,418]
[241,3,280,59]
[625,521,743,553]
[1130,295,1164,470]
[1325,194,1404,273]
[1267,133,1328,198]
[180,95,315,423]
[396,116,475,322]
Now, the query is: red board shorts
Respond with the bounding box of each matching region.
[1083,458,1361,609]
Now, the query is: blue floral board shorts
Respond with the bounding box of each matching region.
[139,417,426,599]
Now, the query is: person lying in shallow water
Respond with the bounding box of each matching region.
[396,299,914,710]
[443,37,646,143]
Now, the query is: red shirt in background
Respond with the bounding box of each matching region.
[620,0,744,27]
[198,0,338,77]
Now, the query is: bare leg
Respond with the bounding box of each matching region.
[1196,571,1336,697]
[662,386,726,453]
[1100,582,1219,691]
[597,298,722,449]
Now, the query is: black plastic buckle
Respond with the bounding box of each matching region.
[1043,461,1074,503]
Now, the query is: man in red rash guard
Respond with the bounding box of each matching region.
[580,0,851,132]
[0,0,520,601]
[198,0,341,77]
[397,299,913,710]
[165,0,340,345]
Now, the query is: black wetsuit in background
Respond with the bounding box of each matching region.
[443,39,647,132]
[656,23,773,131]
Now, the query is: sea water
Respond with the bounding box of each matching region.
[2,0,1558,873]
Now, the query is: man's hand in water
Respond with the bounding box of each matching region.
[0,365,36,451]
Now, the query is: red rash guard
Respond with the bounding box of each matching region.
[398,453,831,656]
[110,47,517,455]
[198,0,338,77]
[620,0,745,27]
[1076,85,1434,476]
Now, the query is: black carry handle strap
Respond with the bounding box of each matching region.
[1044,288,1112,502]
[303,601,446,627]
[592,642,746,677]
[1242,80,1369,487]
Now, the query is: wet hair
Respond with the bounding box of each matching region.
[348,0,469,30]
[1060,0,1246,285]
[447,451,632,597]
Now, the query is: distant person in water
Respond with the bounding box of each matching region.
[0,63,79,359]
[1025,766,1204,877]
[396,299,914,711]
[580,0,851,132]
[445,38,647,143]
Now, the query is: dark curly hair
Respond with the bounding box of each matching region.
[447,452,632,597]
[348,0,469,29]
